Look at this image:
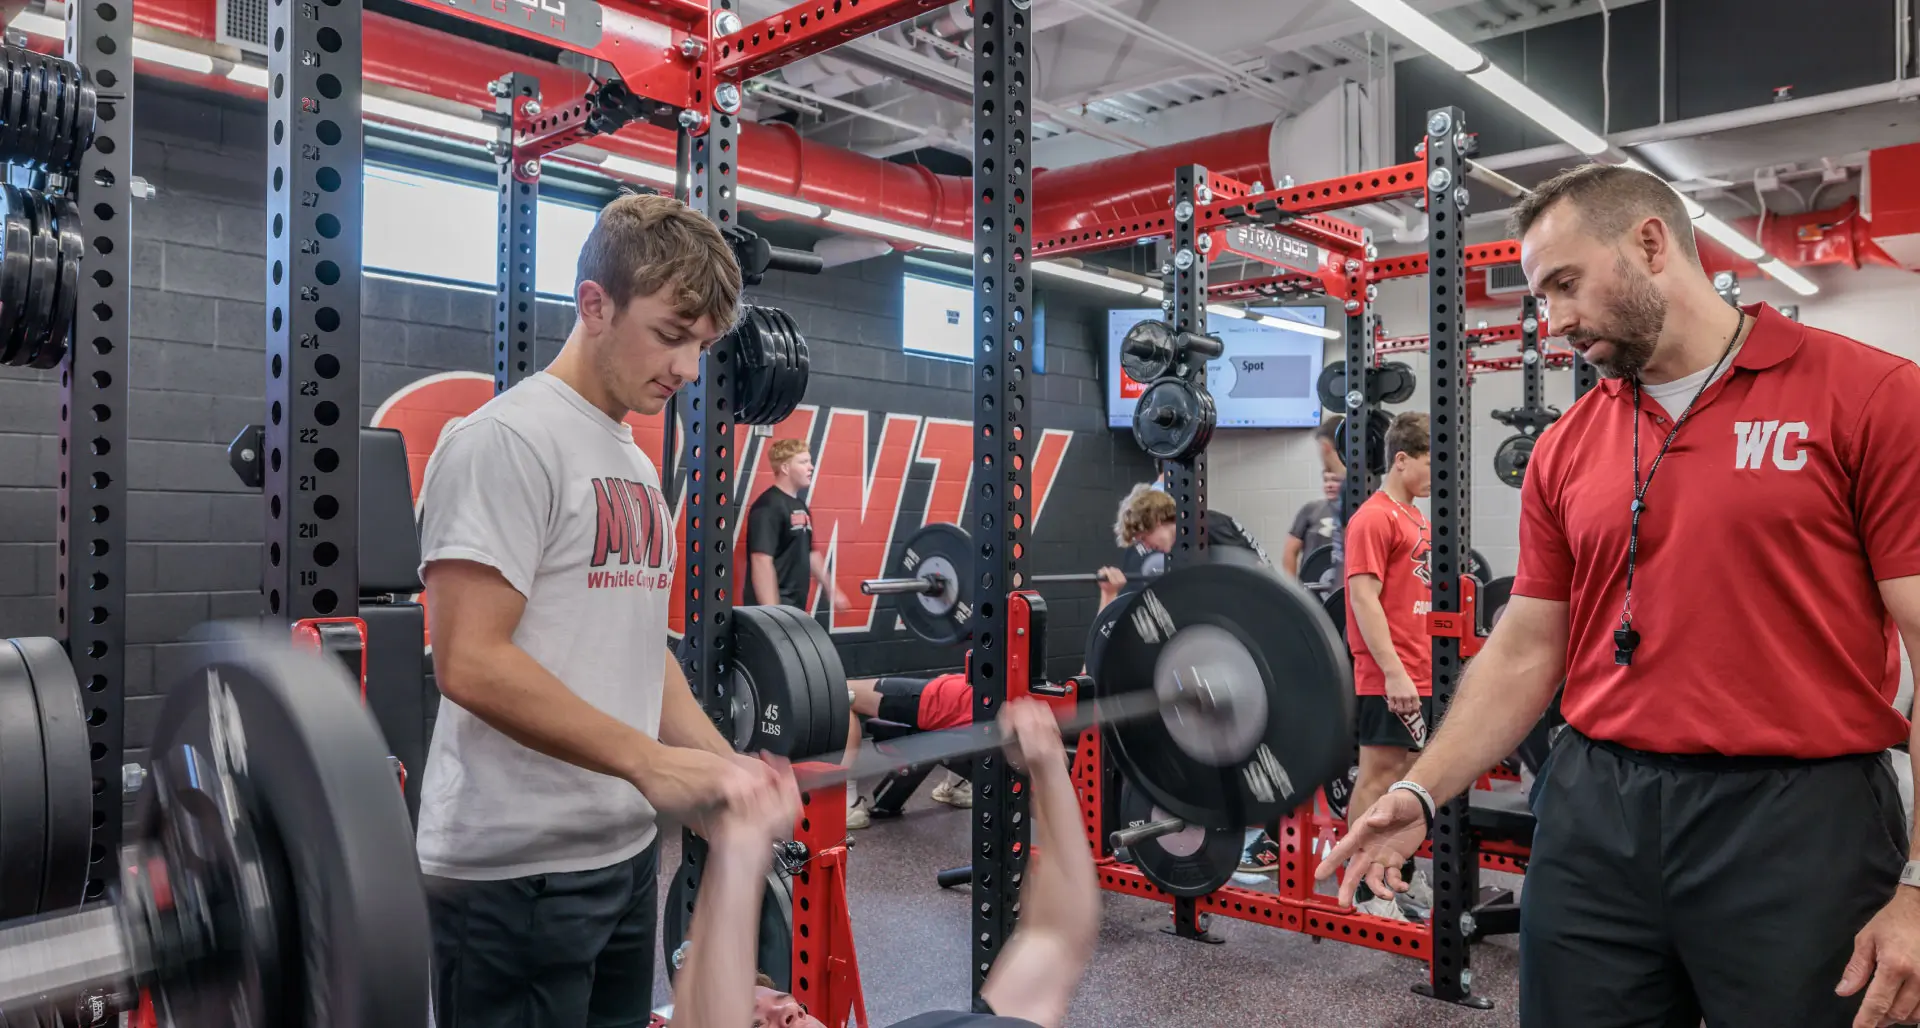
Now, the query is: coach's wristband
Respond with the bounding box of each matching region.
[1387,780,1436,830]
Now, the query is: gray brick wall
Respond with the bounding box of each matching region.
[0,82,1150,778]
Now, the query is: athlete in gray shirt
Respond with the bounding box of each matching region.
[416,194,786,1028]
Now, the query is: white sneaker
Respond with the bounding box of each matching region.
[846,797,873,831]
[930,778,973,808]
[1398,869,1434,916]
[1356,893,1413,922]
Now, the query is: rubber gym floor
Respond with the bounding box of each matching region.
[648,790,1527,1027]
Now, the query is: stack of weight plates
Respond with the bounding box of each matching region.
[0,44,97,175]
[0,638,93,919]
[0,185,83,369]
[733,305,811,426]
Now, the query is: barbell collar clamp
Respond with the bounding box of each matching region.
[1109,816,1187,851]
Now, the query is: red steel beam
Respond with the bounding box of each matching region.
[1098,867,1433,960]
[1370,240,1524,282]
[1208,272,1328,301]
[1034,165,1400,260]
[715,0,954,81]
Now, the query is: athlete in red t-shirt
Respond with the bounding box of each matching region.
[1340,411,1433,922]
[1320,164,1920,1027]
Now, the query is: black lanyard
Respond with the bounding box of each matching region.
[1615,312,1745,666]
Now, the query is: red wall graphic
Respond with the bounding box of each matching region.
[369,372,1075,642]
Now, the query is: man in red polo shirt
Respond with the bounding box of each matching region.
[1318,163,1920,1028]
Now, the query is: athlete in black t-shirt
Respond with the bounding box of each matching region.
[744,439,850,610]
[666,700,1097,1028]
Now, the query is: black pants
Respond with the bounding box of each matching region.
[426,842,660,1028]
[1520,730,1905,1028]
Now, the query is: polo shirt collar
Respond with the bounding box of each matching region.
[1593,302,1802,399]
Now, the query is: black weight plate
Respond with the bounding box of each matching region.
[729,605,816,759]
[1120,319,1176,384]
[1132,377,1211,461]
[891,522,974,647]
[1480,575,1514,634]
[1084,589,1131,685]
[1494,433,1534,489]
[40,58,67,171]
[1379,361,1416,404]
[0,186,28,366]
[767,604,851,761]
[1118,780,1239,898]
[753,306,790,426]
[1299,544,1335,591]
[662,864,794,992]
[66,64,96,172]
[1468,549,1492,586]
[755,605,837,763]
[19,56,42,167]
[2,48,27,163]
[38,195,80,371]
[20,189,55,368]
[1098,563,1353,831]
[774,307,809,419]
[1322,749,1359,823]
[1320,587,1351,645]
[734,310,773,425]
[1333,412,1383,476]
[142,631,429,1028]
[12,638,89,914]
[1316,361,1346,413]
[0,641,47,920]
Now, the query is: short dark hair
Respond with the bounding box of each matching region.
[1507,163,1700,266]
[1386,412,1429,463]
[1314,413,1343,443]
[576,193,742,326]
[754,972,777,990]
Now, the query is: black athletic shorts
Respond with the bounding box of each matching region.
[425,841,659,1028]
[1520,729,1903,1027]
[874,675,932,727]
[1354,693,1432,749]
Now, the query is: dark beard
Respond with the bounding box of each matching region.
[1566,256,1667,379]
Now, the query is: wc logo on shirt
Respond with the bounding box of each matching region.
[1733,421,1810,471]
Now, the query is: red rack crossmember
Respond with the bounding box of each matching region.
[1368,240,1523,282]
[402,0,706,113]
[1034,163,1419,263]
[1373,317,1555,356]
[715,0,953,81]
[1469,352,1576,376]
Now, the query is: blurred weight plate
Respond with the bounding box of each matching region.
[1494,434,1534,489]
[1299,545,1334,591]
[1098,563,1352,830]
[19,53,42,165]
[0,48,22,159]
[1321,586,1345,642]
[20,189,56,368]
[0,641,48,920]
[1118,780,1239,898]
[141,631,429,1027]
[889,522,974,647]
[1335,408,1391,476]
[0,185,29,365]
[40,194,82,370]
[1480,575,1514,634]
[12,637,89,914]
[1322,752,1359,823]
[1131,377,1215,462]
[662,863,793,992]
[1316,361,1347,413]
[771,306,808,423]
[68,63,97,171]
[1377,361,1416,404]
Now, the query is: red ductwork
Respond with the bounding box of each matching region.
[129,2,1273,245]
[1697,199,1903,278]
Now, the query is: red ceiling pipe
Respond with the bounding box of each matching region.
[132,2,1271,245]
[1030,124,1273,235]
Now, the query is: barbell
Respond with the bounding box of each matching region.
[0,628,427,1027]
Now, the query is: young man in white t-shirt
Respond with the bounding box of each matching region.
[416,193,783,1028]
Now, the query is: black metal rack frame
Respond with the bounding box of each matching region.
[63,0,133,903]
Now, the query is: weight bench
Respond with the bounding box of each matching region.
[1463,788,1534,941]
[862,715,969,817]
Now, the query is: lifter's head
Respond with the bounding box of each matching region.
[1510,164,1708,380]
[1115,482,1177,552]
[752,974,826,1028]
[767,438,815,490]
[568,193,741,417]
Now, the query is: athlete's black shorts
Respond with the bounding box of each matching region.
[1354,694,1433,749]
[873,675,933,727]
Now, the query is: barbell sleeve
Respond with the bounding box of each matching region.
[1181,331,1225,360]
[1025,573,1107,585]
[0,905,134,1016]
[1109,816,1187,851]
[861,576,944,596]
